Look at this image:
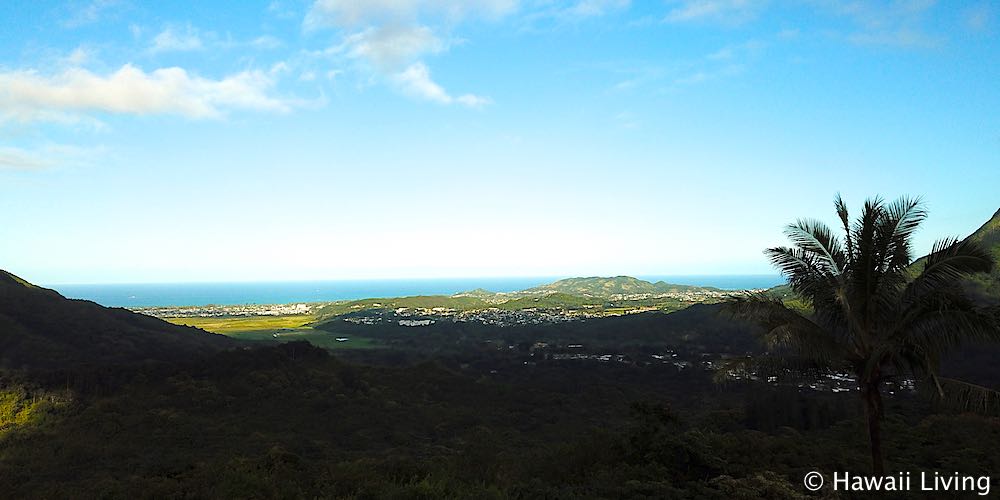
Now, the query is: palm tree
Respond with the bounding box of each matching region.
[725,195,1000,475]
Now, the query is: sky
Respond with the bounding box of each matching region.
[1,0,998,285]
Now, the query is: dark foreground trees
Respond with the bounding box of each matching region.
[727,195,1000,474]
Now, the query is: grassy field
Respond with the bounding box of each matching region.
[166,315,382,350]
[166,315,316,333]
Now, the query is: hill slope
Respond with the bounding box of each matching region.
[964,208,1000,301]
[527,276,717,297]
[0,270,232,371]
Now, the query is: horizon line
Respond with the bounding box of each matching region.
[42,272,785,287]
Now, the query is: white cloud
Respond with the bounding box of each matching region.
[815,0,942,48]
[149,25,203,53]
[339,25,446,70]
[669,40,763,87]
[250,35,285,50]
[267,1,299,20]
[674,71,710,85]
[707,47,734,60]
[304,0,498,107]
[392,63,489,107]
[63,46,95,66]
[664,0,764,24]
[63,0,124,27]
[0,144,105,170]
[304,0,518,29]
[0,64,292,122]
[563,0,631,18]
[708,39,766,60]
[0,147,49,170]
[848,29,940,48]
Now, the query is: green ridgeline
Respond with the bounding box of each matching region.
[0,270,233,372]
[527,275,721,296]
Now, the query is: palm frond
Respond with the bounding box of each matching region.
[834,193,855,266]
[879,196,927,271]
[851,196,884,262]
[764,246,838,305]
[929,376,1000,416]
[895,308,1000,354]
[904,238,995,305]
[724,295,851,363]
[784,219,846,274]
[850,197,886,323]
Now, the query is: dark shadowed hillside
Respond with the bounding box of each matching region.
[315,302,759,357]
[0,270,232,372]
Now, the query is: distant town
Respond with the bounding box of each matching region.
[132,284,769,327]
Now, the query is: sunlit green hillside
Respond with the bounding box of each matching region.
[528,276,719,296]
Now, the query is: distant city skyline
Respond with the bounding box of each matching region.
[2,1,998,284]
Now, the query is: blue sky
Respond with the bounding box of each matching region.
[1,0,998,284]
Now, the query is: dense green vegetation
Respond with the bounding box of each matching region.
[495,291,603,310]
[0,270,231,372]
[307,276,727,323]
[2,200,1000,499]
[526,276,720,296]
[314,303,758,356]
[315,295,491,319]
[1,342,998,498]
[964,208,1000,301]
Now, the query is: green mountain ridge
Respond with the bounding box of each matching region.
[0,270,233,372]
[965,208,1000,300]
[526,276,719,297]
[312,276,722,320]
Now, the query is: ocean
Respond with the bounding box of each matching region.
[49,275,785,308]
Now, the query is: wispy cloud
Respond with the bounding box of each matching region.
[0,147,50,170]
[0,144,105,171]
[303,0,519,30]
[62,0,125,27]
[304,0,506,106]
[149,25,204,53]
[679,38,766,84]
[564,0,631,17]
[814,0,943,48]
[519,0,631,28]
[707,39,767,60]
[614,111,639,129]
[267,1,299,20]
[143,25,285,54]
[335,25,447,70]
[62,46,96,66]
[664,0,765,24]
[392,63,490,107]
[963,3,993,33]
[662,1,944,48]
[249,35,285,50]
[0,64,293,122]
[847,29,940,48]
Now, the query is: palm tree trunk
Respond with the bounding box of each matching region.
[862,381,885,475]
